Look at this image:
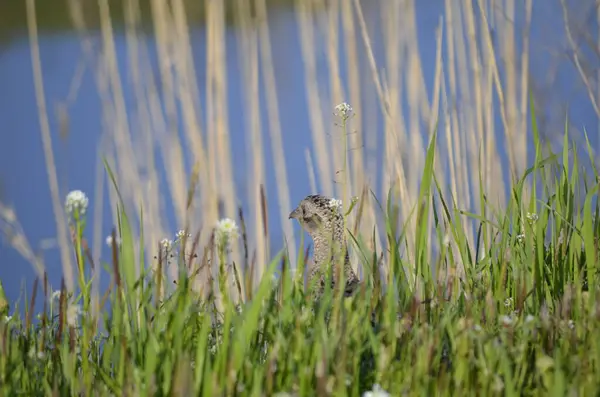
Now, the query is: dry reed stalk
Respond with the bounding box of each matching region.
[295,0,334,197]
[12,0,547,306]
[340,0,365,202]
[305,149,318,195]
[26,0,75,292]
[255,0,298,274]
[233,0,268,288]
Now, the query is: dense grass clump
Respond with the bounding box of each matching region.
[2,119,600,396]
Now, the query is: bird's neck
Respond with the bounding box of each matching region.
[313,236,349,268]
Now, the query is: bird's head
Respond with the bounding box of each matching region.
[289,194,344,243]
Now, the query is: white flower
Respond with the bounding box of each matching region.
[4,315,12,323]
[65,190,89,217]
[500,315,513,326]
[66,303,81,327]
[526,212,539,223]
[51,290,62,301]
[28,348,45,360]
[176,230,191,240]
[525,315,535,323]
[161,238,173,251]
[334,102,353,119]
[106,235,122,247]
[492,375,504,392]
[215,218,239,248]
[328,198,343,211]
[516,234,525,243]
[567,319,575,330]
[504,297,513,308]
[363,384,390,397]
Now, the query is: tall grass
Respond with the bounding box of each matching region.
[3,117,600,395]
[2,0,600,395]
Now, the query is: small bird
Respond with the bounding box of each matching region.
[289,194,361,300]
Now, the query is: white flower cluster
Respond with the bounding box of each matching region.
[161,238,173,251]
[526,212,539,223]
[328,198,343,211]
[65,190,89,217]
[215,218,239,249]
[176,229,191,241]
[334,102,353,120]
[363,384,390,397]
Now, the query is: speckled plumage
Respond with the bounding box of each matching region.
[289,194,361,300]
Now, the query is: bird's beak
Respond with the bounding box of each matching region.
[288,206,302,220]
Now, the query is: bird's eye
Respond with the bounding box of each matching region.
[305,213,322,227]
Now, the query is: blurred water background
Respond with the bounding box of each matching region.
[1,0,599,312]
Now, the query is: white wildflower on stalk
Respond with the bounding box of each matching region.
[4,315,12,323]
[66,303,81,327]
[334,102,353,120]
[363,384,390,397]
[51,290,62,301]
[215,218,239,249]
[516,234,525,243]
[161,238,173,251]
[65,190,89,217]
[525,315,535,324]
[492,375,505,392]
[345,374,352,386]
[328,198,343,211]
[526,212,539,224]
[176,230,191,241]
[106,235,121,247]
[504,297,513,308]
[500,315,513,326]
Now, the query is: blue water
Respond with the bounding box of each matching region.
[0,2,598,313]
